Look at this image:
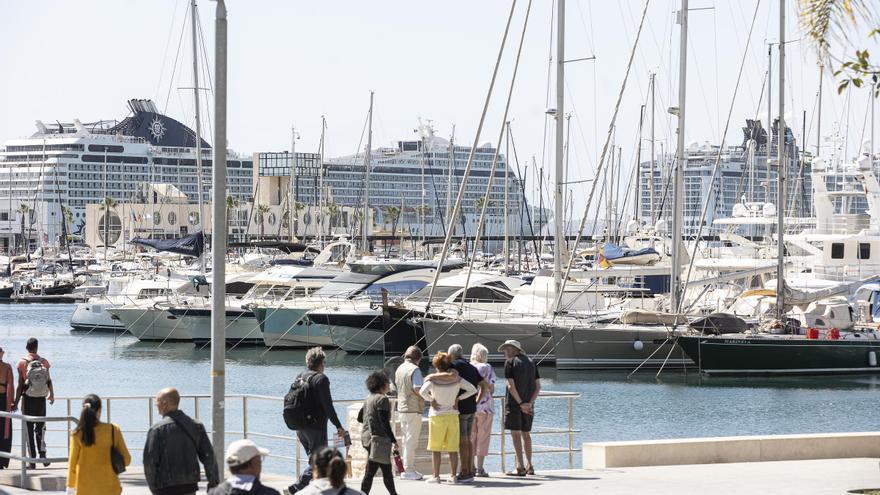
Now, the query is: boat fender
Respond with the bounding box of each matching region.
[633,339,644,351]
[870,351,878,367]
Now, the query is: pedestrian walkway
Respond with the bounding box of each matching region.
[0,458,877,494]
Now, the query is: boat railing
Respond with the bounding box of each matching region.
[43,391,581,475]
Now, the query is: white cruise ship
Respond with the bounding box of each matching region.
[0,99,253,253]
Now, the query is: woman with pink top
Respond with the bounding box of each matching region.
[469,343,496,477]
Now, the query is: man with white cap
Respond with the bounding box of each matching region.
[498,340,540,477]
[208,439,280,495]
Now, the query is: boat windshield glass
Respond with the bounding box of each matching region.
[407,285,460,302]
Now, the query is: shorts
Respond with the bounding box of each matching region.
[458,413,475,437]
[503,403,534,432]
[428,414,460,452]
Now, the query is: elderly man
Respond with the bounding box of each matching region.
[394,346,425,480]
[447,343,489,484]
[288,347,346,494]
[499,340,540,477]
[144,387,220,495]
[209,439,280,495]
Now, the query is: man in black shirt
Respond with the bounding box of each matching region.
[499,340,540,476]
[287,347,346,494]
[448,344,489,484]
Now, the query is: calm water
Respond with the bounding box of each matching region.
[2,303,879,473]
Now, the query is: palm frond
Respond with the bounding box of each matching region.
[798,0,877,59]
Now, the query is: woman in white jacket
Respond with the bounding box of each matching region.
[419,352,477,484]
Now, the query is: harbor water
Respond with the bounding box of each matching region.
[3,304,880,474]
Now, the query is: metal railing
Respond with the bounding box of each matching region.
[0,410,78,487]
[45,390,580,476]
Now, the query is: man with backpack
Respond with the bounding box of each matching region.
[12,338,53,468]
[283,347,346,494]
[144,387,220,495]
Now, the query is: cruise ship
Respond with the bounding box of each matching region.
[253,122,535,248]
[0,99,254,253]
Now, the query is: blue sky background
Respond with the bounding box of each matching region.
[0,0,876,214]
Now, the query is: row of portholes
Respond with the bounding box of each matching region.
[256,212,325,226]
[146,212,200,226]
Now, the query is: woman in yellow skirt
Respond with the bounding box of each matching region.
[67,394,131,495]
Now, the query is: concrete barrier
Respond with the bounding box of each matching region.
[583,432,880,469]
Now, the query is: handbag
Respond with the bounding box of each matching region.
[110,424,126,474]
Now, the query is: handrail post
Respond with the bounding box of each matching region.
[242,396,248,439]
[66,398,72,454]
[194,396,200,420]
[148,397,154,426]
[500,396,506,473]
[568,396,574,468]
[106,397,112,423]
[20,416,26,487]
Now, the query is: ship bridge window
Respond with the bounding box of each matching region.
[831,243,845,259]
[88,145,124,153]
[859,243,871,260]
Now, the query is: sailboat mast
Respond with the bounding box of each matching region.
[553,0,565,295]
[290,125,297,242]
[817,64,823,157]
[670,0,688,314]
[504,121,510,275]
[363,92,373,254]
[190,0,206,274]
[446,126,455,231]
[649,72,656,224]
[319,116,326,246]
[776,0,786,319]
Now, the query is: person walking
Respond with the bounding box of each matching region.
[294,447,365,495]
[447,344,489,484]
[209,439,280,495]
[419,352,476,484]
[499,340,540,477]
[0,347,14,470]
[143,387,220,495]
[469,343,496,477]
[288,347,346,494]
[359,371,398,495]
[393,345,424,481]
[12,337,54,468]
[67,394,131,495]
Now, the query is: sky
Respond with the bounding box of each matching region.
[0,0,877,216]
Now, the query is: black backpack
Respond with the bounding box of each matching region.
[283,371,317,430]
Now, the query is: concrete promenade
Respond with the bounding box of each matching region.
[0,458,877,494]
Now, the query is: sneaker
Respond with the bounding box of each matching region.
[457,474,475,484]
[445,477,458,485]
[475,468,490,478]
[401,471,423,481]
[39,452,49,467]
[425,477,441,484]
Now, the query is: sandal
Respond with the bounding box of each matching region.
[526,466,535,475]
[505,468,526,477]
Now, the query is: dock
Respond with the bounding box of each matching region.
[0,458,876,494]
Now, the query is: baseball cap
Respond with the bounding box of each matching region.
[225,439,270,467]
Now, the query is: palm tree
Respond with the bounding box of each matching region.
[61,206,74,250]
[17,203,30,255]
[99,197,118,260]
[385,206,401,256]
[257,203,270,239]
[226,195,240,243]
[293,201,304,237]
[327,202,340,236]
[475,196,490,254]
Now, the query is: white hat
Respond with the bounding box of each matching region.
[497,339,523,353]
[225,439,270,467]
